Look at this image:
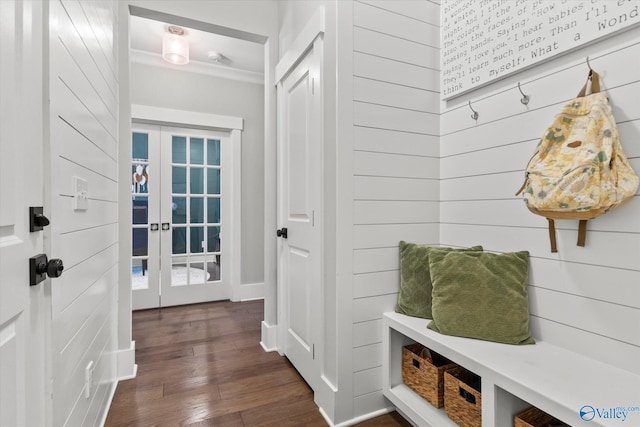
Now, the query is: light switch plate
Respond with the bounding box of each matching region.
[73,176,89,211]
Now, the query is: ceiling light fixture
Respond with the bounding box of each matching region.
[162,26,189,65]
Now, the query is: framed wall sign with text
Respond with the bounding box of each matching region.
[441,0,640,99]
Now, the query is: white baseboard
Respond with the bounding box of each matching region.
[116,340,137,381]
[239,282,264,301]
[260,320,278,352]
[319,407,394,427]
[99,381,118,427]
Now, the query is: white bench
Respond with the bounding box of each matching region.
[382,312,640,427]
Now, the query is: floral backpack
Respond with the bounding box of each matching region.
[516,70,639,253]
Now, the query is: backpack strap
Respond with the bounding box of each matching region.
[577,70,600,97]
[547,218,558,253]
[577,220,588,247]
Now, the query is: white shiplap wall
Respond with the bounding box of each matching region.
[49,0,119,425]
[350,0,441,418]
[440,24,640,376]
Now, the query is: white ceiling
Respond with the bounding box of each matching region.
[129,15,265,82]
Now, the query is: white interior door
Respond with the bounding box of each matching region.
[0,1,48,426]
[131,124,161,309]
[277,40,323,389]
[132,124,231,309]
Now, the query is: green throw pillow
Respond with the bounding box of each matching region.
[427,249,535,345]
[395,242,483,319]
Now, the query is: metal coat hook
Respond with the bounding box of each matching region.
[517,82,530,105]
[586,56,593,76]
[468,100,479,120]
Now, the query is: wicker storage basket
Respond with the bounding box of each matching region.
[401,343,458,408]
[444,367,482,427]
[514,406,570,427]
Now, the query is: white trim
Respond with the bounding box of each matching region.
[115,341,137,381]
[319,406,394,427]
[260,320,278,352]
[228,128,242,302]
[99,382,119,427]
[238,282,264,301]
[274,6,325,84]
[130,49,264,85]
[131,104,243,131]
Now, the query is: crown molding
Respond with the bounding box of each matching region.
[130,49,264,85]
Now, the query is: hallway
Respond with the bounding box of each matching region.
[105,300,410,426]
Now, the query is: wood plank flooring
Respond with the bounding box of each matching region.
[105,300,411,427]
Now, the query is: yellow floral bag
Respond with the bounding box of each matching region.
[516,71,638,253]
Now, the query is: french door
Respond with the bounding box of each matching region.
[132,124,231,309]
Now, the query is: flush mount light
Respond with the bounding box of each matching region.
[162,26,189,65]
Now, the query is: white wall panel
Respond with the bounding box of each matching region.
[54,244,118,312]
[353,271,399,299]
[354,77,439,113]
[441,198,640,233]
[353,343,383,373]
[60,0,117,94]
[440,25,640,373]
[353,366,382,397]
[53,81,118,164]
[354,1,438,44]
[354,52,438,92]
[353,319,383,348]
[354,125,439,157]
[529,317,640,376]
[354,224,439,249]
[354,151,439,179]
[440,142,532,179]
[529,257,639,309]
[354,27,438,70]
[529,287,640,346]
[354,176,439,201]
[354,201,439,225]
[57,223,118,269]
[49,2,118,425]
[354,102,439,135]
[56,157,118,202]
[348,1,440,421]
[441,171,525,201]
[358,0,440,26]
[353,294,398,323]
[354,391,389,419]
[353,248,399,274]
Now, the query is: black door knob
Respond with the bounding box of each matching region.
[46,259,64,278]
[30,254,64,286]
[30,206,50,232]
[276,227,288,239]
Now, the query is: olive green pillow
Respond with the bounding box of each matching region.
[427,249,535,345]
[395,242,483,319]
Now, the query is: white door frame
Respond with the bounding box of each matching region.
[130,105,243,302]
[274,7,325,376]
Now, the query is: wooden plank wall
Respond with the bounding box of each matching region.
[350,0,441,418]
[349,0,640,420]
[440,24,640,374]
[49,0,119,425]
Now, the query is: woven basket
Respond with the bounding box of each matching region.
[401,343,458,408]
[515,406,570,427]
[444,367,482,427]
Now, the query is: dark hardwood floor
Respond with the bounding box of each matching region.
[105,300,411,427]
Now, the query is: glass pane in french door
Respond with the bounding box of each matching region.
[132,132,149,290]
[170,135,222,287]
